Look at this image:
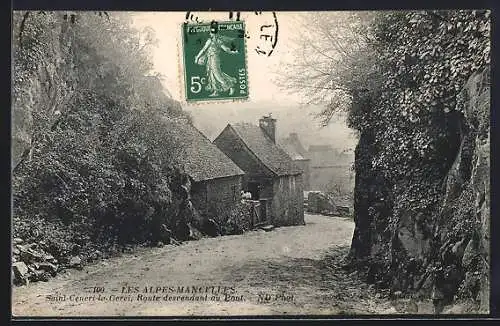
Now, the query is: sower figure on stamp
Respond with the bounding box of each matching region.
[194,21,238,97]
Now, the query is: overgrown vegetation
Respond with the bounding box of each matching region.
[279,10,490,311]
[12,11,193,281]
[220,201,254,236]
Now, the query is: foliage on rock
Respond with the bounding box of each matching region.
[280,10,490,310]
[12,11,192,284]
[351,10,490,310]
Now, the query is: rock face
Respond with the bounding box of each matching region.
[466,68,490,313]
[348,67,490,312]
[13,262,29,283]
[432,66,490,312]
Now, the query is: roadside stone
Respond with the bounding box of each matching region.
[20,249,45,263]
[157,241,164,247]
[170,238,181,246]
[13,248,20,255]
[188,224,203,240]
[307,191,336,214]
[44,254,55,262]
[13,238,23,245]
[32,270,50,282]
[69,256,82,269]
[13,262,29,281]
[38,262,58,275]
[89,250,99,260]
[16,244,27,252]
[40,272,51,282]
[260,225,275,232]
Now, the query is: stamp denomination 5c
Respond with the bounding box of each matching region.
[182,20,249,102]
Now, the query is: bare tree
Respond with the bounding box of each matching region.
[274,12,380,126]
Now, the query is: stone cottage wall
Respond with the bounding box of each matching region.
[294,159,311,190]
[271,174,305,226]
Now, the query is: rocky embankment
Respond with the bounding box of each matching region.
[12,237,86,285]
[347,67,490,313]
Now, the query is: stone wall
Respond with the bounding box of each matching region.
[191,175,242,225]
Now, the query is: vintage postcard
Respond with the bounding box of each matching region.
[11,10,491,318]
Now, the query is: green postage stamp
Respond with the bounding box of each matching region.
[182,20,249,102]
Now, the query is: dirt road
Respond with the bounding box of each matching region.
[12,214,400,317]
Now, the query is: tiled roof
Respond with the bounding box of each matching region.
[279,135,310,161]
[163,118,244,182]
[229,123,302,176]
[280,142,307,160]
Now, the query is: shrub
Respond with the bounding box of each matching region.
[220,202,253,235]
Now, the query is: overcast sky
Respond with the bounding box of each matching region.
[131,11,357,150]
[131,11,304,103]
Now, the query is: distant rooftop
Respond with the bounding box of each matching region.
[162,118,244,182]
[280,133,309,160]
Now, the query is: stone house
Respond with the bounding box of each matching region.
[213,115,305,226]
[166,118,245,226]
[280,132,311,190]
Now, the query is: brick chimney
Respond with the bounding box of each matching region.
[259,113,277,143]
